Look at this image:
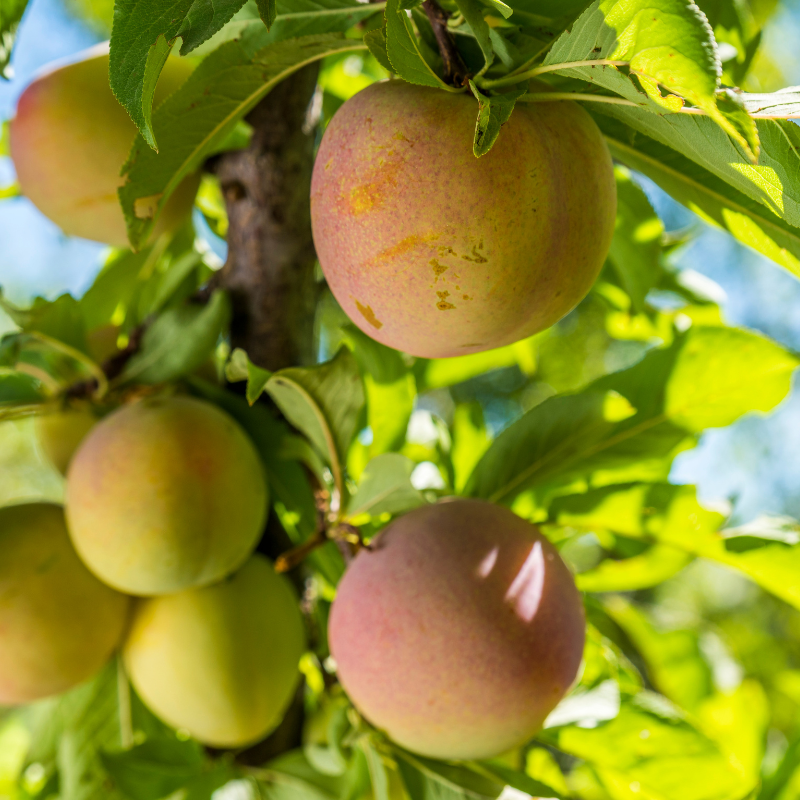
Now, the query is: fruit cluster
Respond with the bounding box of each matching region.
[1,397,305,748]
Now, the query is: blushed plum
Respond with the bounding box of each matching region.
[310,81,616,358]
[328,499,585,760]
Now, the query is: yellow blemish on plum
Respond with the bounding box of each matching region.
[393,132,412,143]
[356,300,383,329]
[324,159,333,171]
[430,259,448,279]
[461,244,488,264]
[377,232,440,262]
[462,295,472,301]
[437,245,457,257]
[436,291,456,310]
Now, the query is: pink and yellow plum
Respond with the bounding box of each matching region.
[65,396,268,596]
[328,498,585,760]
[310,81,616,358]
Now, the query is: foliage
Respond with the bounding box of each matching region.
[3,0,800,798]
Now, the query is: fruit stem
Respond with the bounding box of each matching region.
[422,0,470,87]
[478,59,629,89]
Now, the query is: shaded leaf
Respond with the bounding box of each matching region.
[469,82,526,157]
[347,453,426,519]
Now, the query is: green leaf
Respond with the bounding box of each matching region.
[0,293,88,354]
[473,762,567,800]
[607,167,664,313]
[0,0,28,78]
[346,453,426,519]
[0,371,44,406]
[594,104,800,234]
[576,543,692,593]
[55,663,127,800]
[121,290,231,384]
[540,695,751,800]
[264,348,364,495]
[603,596,713,711]
[466,326,798,505]
[109,0,247,147]
[551,483,800,613]
[469,82,526,157]
[120,33,366,249]
[384,0,453,90]
[540,0,760,160]
[100,739,205,800]
[226,348,273,405]
[455,0,493,71]
[364,27,393,73]
[394,748,505,800]
[257,0,278,30]
[594,112,800,280]
[360,741,390,800]
[740,86,800,119]
[451,403,490,493]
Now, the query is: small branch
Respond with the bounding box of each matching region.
[479,59,628,90]
[422,0,469,87]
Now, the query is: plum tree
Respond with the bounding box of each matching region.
[10,44,199,247]
[34,407,97,475]
[328,498,585,760]
[310,81,616,358]
[65,395,268,596]
[0,503,130,705]
[123,554,306,748]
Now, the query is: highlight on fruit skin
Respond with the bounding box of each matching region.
[123,554,307,748]
[310,80,617,359]
[328,498,586,760]
[34,407,97,475]
[65,395,269,596]
[0,503,131,705]
[9,43,199,248]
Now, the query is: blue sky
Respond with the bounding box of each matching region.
[3,0,800,524]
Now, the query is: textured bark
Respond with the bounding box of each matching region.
[210,66,320,763]
[214,65,320,371]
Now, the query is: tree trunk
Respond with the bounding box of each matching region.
[211,65,320,763]
[214,64,320,372]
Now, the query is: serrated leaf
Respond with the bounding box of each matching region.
[264,348,364,494]
[364,27,393,73]
[466,326,798,504]
[474,762,567,800]
[739,85,800,118]
[347,453,426,519]
[385,0,453,89]
[121,290,230,384]
[541,0,761,161]
[469,82,525,156]
[0,293,88,354]
[394,748,505,800]
[257,0,278,30]
[0,0,27,78]
[593,112,800,280]
[109,0,247,146]
[120,33,366,249]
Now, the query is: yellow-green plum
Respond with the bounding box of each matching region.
[10,44,199,247]
[310,82,616,358]
[123,555,306,748]
[65,396,268,596]
[328,499,585,760]
[0,503,130,705]
[34,408,97,475]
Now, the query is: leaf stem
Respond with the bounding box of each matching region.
[478,59,628,89]
[517,92,642,107]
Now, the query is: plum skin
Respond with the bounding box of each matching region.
[123,555,307,748]
[310,81,617,358]
[65,396,268,596]
[0,503,130,705]
[328,498,586,760]
[10,44,199,247]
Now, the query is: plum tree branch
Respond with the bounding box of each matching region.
[422,0,469,87]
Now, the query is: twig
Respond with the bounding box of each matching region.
[422,0,469,87]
